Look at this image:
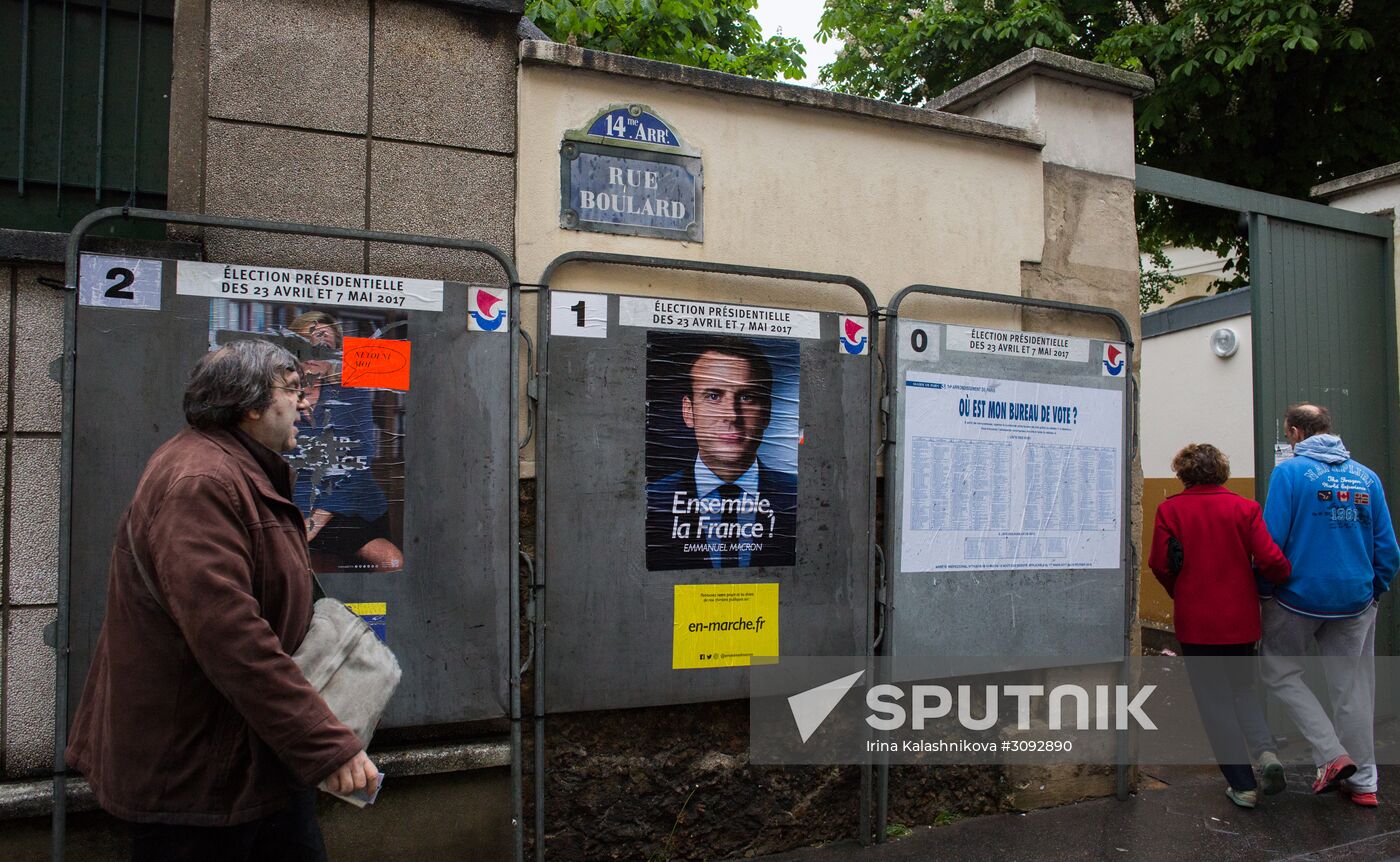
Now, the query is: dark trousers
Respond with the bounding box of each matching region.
[130,789,327,862]
[1181,642,1276,791]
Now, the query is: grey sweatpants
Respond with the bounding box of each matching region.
[1259,601,1378,792]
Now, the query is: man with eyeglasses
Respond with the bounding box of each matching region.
[66,339,377,860]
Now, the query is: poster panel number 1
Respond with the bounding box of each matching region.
[550,291,608,338]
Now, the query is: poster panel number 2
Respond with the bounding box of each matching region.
[79,254,163,311]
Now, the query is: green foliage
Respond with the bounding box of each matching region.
[817,1,1400,303]
[526,0,806,81]
[933,809,964,826]
[1136,221,1187,312]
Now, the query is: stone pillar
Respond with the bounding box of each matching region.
[929,49,1149,323]
[1,260,55,782]
[930,49,1152,806]
[168,0,519,284]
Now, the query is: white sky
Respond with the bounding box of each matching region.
[752,0,843,87]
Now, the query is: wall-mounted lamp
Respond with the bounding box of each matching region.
[1210,326,1239,358]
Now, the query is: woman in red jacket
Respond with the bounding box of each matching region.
[1149,443,1292,809]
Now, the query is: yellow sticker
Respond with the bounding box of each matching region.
[344,602,388,642]
[672,583,778,669]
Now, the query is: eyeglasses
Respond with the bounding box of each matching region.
[272,385,309,400]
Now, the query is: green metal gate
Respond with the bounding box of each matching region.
[1136,165,1399,661]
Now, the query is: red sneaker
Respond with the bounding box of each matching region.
[1312,755,1358,794]
[1340,787,1379,807]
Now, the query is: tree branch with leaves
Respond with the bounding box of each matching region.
[817,0,1399,309]
[526,0,807,81]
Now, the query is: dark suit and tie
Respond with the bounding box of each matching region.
[643,337,799,572]
[646,460,797,570]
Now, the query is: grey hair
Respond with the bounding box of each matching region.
[184,339,300,430]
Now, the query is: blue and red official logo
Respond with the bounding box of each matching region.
[468,287,507,332]
[839,316,868,355]
[1102,342,1125,377]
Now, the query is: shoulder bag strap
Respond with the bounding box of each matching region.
[132,515,331,617]
[127,516,172,618]
[310,568,329,602]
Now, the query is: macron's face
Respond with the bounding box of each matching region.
[681,350,772,483]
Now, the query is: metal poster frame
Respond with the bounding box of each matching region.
[55,208,525,862]
[878,284,1136,842]
[532,251,881,858]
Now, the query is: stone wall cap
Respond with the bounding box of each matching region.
[927,48,1154,113]
[428,0,524,15]
[517,14,549,41]
[374,739,512,775]
[0,778,97,821]
[1311,161,1400,201]
[0,228,202,265]
[0,739,511,820]
[520,40,1044,150]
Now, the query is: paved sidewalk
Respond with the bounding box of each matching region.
[761,764,1400,862]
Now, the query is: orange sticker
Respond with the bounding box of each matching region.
[341,337,411,391]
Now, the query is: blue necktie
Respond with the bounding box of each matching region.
[717,483,742,566]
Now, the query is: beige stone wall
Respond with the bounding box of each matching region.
[1018,165,1144,652]
[516,51,1052,471]
[0,262,63,779]
[516,64,1046,307]
[516,46,1147,624]
[518,48,1147,816]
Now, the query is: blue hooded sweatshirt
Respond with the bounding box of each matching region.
[1262,434,1400,618]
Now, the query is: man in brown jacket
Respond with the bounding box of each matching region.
[66,340,377,859]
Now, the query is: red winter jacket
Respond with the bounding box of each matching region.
[1148,484,1291,644]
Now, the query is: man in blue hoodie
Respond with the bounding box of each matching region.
[1261,403,1399,807]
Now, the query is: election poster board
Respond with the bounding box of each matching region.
[888,319,1129,668]
[204,299,411,575]
[899,371,1123,572]
[644,332,800,571]
[69,253,513,728]
[541,291,872,712]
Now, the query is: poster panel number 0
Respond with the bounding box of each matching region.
[898,320,940,362]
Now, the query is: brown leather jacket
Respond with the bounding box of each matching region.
[66,427,362,825]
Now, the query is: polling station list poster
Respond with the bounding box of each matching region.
[899,370,1123,572]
